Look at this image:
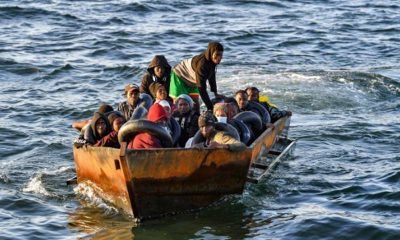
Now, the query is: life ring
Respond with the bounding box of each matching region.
[118,119,173,147]
[130,106,148,120]
[139,93,153,110]
[169,117,181,146]
[233,111,263,133]
[248,101,271,124]
[228,119,252,145]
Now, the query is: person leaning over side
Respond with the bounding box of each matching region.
[118,83,143,120]
[192,111,246,151]
[169,41,225,113]
[140,55,171,96]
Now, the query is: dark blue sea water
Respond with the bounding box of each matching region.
[1,0,399,239]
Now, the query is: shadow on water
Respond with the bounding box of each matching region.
[67,198,262,239]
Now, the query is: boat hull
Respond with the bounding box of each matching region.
[72,116,291,219]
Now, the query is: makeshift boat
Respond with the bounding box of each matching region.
[71,116,295,220]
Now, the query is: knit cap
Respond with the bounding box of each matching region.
[176,94,193,109]
[198,110,216,128]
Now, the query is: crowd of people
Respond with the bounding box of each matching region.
[73,41,292,151]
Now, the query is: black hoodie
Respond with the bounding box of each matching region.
[140,55,171,96]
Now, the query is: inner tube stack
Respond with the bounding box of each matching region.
[248,101,271,124]
[118,119,173,147]
[169,117,181,146]
[228,119,252,145]
[130,106,148,120]
[233,111,264,140]
[139,93,153,110]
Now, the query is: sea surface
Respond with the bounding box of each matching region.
[1,0,399,239]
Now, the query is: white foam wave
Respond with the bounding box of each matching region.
[22,166,74,197]
[22,173,52,196]
[74,182,119,215]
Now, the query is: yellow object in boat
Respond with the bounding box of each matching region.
[259,95,277,108]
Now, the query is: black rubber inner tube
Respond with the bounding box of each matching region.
[228,118,252,145]
[118,119,173,147]
[233,111,263,133]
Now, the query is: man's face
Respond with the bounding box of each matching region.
[211,51,223,65]
[235,93,248,110]
[177,99,190,114]
[154,66,165,78]
[200,125,214,139]
[95,118,107,137]
[247,89,259,102]
[127,90,140,106]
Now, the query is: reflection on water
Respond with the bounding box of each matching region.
[68,200,136,239]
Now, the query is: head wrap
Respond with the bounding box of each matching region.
[176,94,194,109]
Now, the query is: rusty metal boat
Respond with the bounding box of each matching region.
[72,116,295,220]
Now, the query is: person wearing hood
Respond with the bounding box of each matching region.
[84,112,112,145]
[95,111,126,148]
[169,41,225,113]
[72,104,113,131]
[128,103,169,149]
[140,55,171,97]
[172,94,199,147]
[73,109,113,148]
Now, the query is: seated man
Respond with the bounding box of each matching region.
[245,86,292,123]
[235,89,274,129]
[172,94,199,147]
[193,111,246,151]
[128,103,169,149]
[74,111,112,146]
[118,84,143,120]
[95,112,126,148]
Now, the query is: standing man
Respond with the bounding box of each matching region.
[169,41,225,113]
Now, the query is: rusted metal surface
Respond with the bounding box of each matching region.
[124,148,252,218]
[73,146,133,215]
[72,116,292,220]
[249,116,289,163]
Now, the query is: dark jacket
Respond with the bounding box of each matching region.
[140,55,171,96]
[118,99,145,120]
[95,131,120,148]
[86,112,111,144]
[191,42,223,111]
[252,101,288,123]
[172,110,199,147]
